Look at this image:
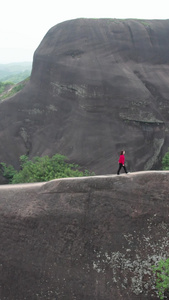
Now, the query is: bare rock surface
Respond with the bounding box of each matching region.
[0,19,169,175]
[0,171,169,299]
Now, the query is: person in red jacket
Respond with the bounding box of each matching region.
[117,150,128,175]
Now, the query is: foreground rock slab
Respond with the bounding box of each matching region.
[0,171,169,300]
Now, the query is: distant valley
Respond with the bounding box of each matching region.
[0,61,32,83]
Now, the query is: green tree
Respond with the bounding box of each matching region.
[152,258,169,300]
[162,149,169,170]
[1,83,24,100]
[0,162,17,183]
[0,82,13,94]
[11,154,94,184]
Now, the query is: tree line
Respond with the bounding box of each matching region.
[0,154,95,184]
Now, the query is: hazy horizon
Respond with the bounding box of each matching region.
[0,60,33,65]
[1,0,169,64]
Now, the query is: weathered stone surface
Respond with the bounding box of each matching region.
[0,19,169,175]
[0,171,169,299]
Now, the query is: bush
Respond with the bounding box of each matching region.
[0,162,17,183]
[152,258,169,299]
[162,149,169,170]
[9,154,95,184]
[0,81,13,94]
[1,83,24,99]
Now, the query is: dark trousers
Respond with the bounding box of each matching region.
[117,163,128,174]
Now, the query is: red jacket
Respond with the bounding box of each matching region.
[119,154,125,165]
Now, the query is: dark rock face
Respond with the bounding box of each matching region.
[0,19,169,174]
[0,171,169,300]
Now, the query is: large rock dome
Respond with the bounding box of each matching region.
[0,19,169,174]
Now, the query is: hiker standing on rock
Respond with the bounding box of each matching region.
[117,150,128,175]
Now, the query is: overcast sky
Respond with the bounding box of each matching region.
[0,0,168,64]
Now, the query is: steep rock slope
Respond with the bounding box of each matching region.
[0,172,169,299]
[0,19,169,174]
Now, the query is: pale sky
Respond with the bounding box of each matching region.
[0,0,168,64]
